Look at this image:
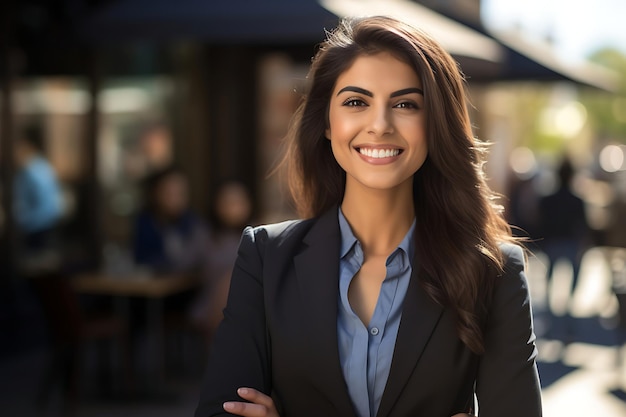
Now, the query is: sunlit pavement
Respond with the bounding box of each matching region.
[527,247,626,417]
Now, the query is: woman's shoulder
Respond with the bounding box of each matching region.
[242,217,316,247]
[493,242,528,294]
[233,218,318,271]
[498,242,525,271]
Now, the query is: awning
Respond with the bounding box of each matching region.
[79,0,615,90]
[80,0,503,68]
[320,0,502,64]
[485,28,618,91]
[320,0,616,91]
[81,0,339,44]
[319,0,503,79]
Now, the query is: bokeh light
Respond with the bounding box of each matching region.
[599,144,625,172]
[509,146,538,178]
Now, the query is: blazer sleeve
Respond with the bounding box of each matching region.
[475,244,543,417]
[195,226,271,417]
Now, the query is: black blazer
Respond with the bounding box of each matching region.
[195,208,542,417]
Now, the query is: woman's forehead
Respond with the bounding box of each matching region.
[333,52,423,93]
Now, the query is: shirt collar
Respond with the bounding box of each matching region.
[398,217,416,263]
[338,207,359,259]
[338,207,416,262]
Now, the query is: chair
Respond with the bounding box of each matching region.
[30,272,130,414]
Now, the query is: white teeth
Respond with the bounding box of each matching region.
[359,148,400,159]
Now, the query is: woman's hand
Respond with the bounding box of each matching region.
[222,391,470,417]
[223,387,280,417]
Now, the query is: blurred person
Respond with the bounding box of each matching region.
[130,166,209,372]
[538,157,590,336]
[190,180,253,340]
[133,165,208,273]
[12,125,63,263]
[196,17,541,417]
[507,171,541,241]
[139,124,173,170]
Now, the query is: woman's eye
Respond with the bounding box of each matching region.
[342,98,367,107]
[394,101,418,109]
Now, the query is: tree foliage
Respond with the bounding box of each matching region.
[580,47,626,142]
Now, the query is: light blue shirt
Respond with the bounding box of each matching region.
[337,208,415,417]
[13,156,62,234]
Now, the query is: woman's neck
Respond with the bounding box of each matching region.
[340,180,415,258]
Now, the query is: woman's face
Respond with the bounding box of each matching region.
[325,51,427,193]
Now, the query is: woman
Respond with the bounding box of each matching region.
[195,16,542,417]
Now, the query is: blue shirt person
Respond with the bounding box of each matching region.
[13,156,62,234]
[13,128,63,250]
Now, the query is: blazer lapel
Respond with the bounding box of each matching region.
[293,208,357,417]
[376,266,444,417]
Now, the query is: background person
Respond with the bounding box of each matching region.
[190,180,254,341]
[538,156,590,338]
[13,125,63,268]
[132,165,209,274]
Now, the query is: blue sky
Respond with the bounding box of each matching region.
[482,0,626,62]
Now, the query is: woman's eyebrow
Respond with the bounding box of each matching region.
[390,87,424,97]
[336,86,373,97]
[336,86,424,98]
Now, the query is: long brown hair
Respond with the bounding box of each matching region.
[285,16,515,354]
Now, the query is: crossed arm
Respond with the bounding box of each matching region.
[222,388,472,417]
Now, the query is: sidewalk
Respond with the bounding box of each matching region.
[528,248,626,417]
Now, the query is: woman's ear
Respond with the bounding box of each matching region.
[325,127,331,140]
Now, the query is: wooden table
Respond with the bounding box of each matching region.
[72,272,200,390]
[72,272,199,298]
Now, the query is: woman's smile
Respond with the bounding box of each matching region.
[355,145,404,164]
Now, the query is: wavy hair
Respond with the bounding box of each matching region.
[285,16,515,354]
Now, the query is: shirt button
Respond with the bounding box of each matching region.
[370,327,379,336]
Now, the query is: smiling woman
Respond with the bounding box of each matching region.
[195,16,542,417]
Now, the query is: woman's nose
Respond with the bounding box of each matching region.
[367,107,394,136]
